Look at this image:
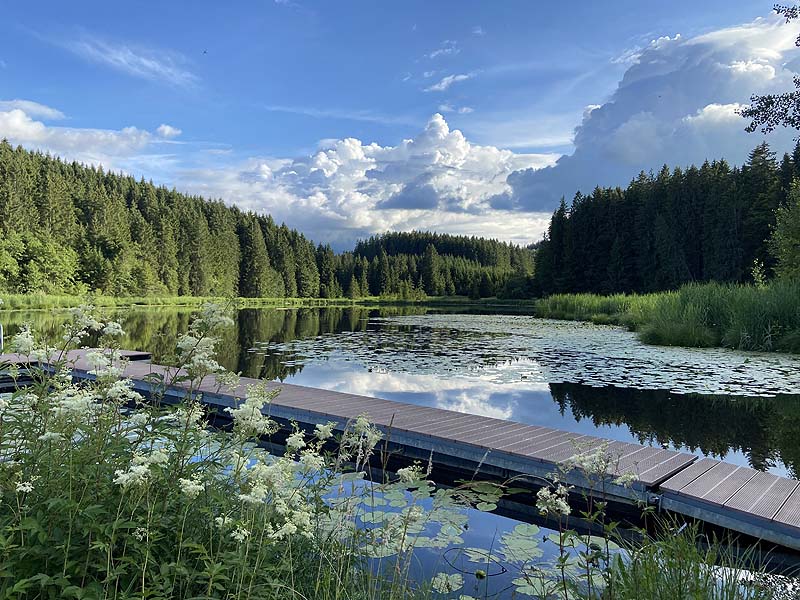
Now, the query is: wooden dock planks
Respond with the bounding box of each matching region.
[660,458,800,549]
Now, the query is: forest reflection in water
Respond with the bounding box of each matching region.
[2,305,799,478]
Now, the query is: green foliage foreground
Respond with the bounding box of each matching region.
[535,279,800,353]
[0,305,793,598]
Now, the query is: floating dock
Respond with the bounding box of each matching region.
[2,348,799,551]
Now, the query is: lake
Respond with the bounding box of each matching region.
[3,304,799,479]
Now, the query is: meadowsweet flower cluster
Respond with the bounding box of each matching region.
[50,387,100,421]
[179,475,204,499]
[102,321,125,337]
[536,484,571,517]
[314,421,336,440]
[613,471,637,488]
[113,448,170,489]
[224,383,278,437]
[177,335,222,378]
[172,401,206,432]
[15,479,35,494]
[568,441,614,476]
[105,379,144,403]
[230,525,250,543]
[68,305,103,332]
[86,349,124,378]
[396,464,425,483]
[10,325,35,356]
[339,414,383,469]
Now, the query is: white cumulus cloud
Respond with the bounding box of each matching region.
[174,113,557,248]
[496,17,800,213]
[0,100,178,175]
[156,124,182,138]
[0,100,65,120]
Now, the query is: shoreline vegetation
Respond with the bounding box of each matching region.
[0,293,528,312]
[534,280,800,353]
[0,304,791,598]
[4,278,800,354]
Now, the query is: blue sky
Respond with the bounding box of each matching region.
[1,1,796,248]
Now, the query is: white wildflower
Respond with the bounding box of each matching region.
[86,350,123,378]
[179,476,204,499]
[62,329,87,345]
[291,509,312,531]
[69,305,102,331]
[340,414,383,466]
[431,572,464,594]
[613,471,637,488]
[15,480,34,494]
[38,432,66,443]
[29,347,55,363]
[269,521,298,540]
[173,402,205,430]
[114,464,151,489]
[132,448,169,467]
[396,465,423,483]
[245,381,277,407]
[102,321,125,337]
[569,443,613,476]
[10,325,35,356]
[196,303,234,331]
[106,379,143,403]
[536,484,571,517]
[0,396,9,413]
[224,387,276,437]
[132,527,147,541]
[215,370,241,388]
[177,334,222,378]
[214,515,231,530]
[51,388,99,420]
[298,451,325,472]
[230,526,251,543]
[129,412,149,428]
[314,421,336,441]
[285,431,306,453]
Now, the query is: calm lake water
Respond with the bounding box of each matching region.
[3,304,800,479]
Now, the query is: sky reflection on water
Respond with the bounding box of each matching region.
[4,306,799,478]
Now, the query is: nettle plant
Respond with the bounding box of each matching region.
[0,304,511,600]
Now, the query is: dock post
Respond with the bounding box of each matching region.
[0,322,3,351]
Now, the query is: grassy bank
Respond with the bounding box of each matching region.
[534,280,800,353]
[0,293,375,311]
[0,292,536,312]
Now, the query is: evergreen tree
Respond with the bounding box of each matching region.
[239,217,275,298]
[770,179,800,279]
[420,244,444,295]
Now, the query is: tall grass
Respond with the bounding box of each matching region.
[534,280,800,353]
[609,521,782,600]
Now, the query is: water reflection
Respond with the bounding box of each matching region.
[2,306,798,478]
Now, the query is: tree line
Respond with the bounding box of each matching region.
[0,140,531,299]
[532,142,800,296]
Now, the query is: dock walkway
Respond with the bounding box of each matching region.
[2,348,799,551]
